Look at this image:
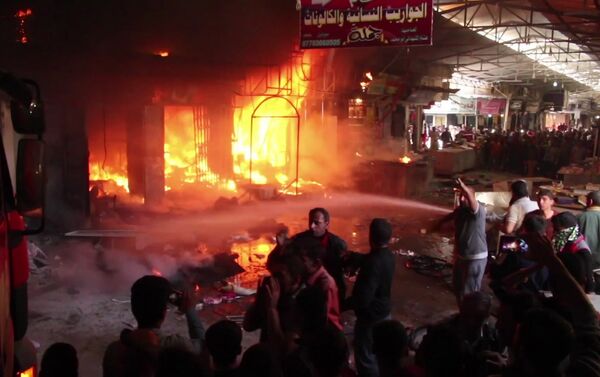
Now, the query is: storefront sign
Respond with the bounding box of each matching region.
[424,97,476,114]
[477,98,506,115]
[300,0,433,49]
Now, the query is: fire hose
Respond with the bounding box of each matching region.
[404,255,453,279]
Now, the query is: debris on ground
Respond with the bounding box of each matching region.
[393,249,415,257]
[28,241,49,273]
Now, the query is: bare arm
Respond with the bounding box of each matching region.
[502,221,516,234]
[457,178,479,213]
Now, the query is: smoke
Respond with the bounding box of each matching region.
[141,192,451,245]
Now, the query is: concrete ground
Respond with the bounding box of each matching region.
[26,170,516,377]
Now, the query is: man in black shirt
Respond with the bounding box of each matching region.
[349,218,396,377]
[289,208,348,306]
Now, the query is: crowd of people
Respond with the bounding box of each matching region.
[37,194,600,377]
[424,126,596,178]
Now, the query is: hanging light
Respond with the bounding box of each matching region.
[553,81,558,87]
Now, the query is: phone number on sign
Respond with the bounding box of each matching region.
[301,39,342,47]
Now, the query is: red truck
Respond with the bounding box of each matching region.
[0,72,45,377]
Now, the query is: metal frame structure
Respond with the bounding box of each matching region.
[430,0,600,99]
[249,95,301,195]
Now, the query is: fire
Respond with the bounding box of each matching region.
[18,367,35,377]
[230,238,275,270]
[89,51,319,198]
[164,106,235,192]
[89,162,129,192]
[400,156,412,164]
[232,52,313,189]
[151,268,163,277]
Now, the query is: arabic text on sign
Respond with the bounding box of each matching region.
[303,2,428,26]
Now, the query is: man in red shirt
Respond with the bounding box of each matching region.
[300,242,343,331]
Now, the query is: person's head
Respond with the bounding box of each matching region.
[459,292,492,335]
[295,285,328,334]
[271,253,305,294]
[275,225,289,246]
[373,320,408,373]
[131,275,171,329]
[39,342,78,377]
[495,290,538,349]
[156,347,206,377]
[551,211,578,232]
[515,308,574,374]
[369,218,392,249]
[239,343,278,377]
[309,208,330,237]
[522,213,548,235]
[587,191,600,207]
[510,180,529,202]
[307,326,349,377]
[537,189,555,212]
[299,239,326,276]
[417,326,467,377]
[205,320,243,370]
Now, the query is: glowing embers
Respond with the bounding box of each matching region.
[164,106,235,192]
[15,8,32,44]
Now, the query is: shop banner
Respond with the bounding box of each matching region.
[300,0,434,49]
[477,98,506,115]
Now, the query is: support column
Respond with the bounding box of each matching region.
[404,104,410,155]
[144,105,165,206]
[415,105,423,152]
[503,95,512,131]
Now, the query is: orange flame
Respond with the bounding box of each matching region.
[230,238,275,270]
[232,53,313,188]
[18,367,35,377]
[164,106,236,192]
[15,9,32,18]
[151,268,163,277]
[89,163,129,192]
[400,156,412,164]
[89,52,319,196]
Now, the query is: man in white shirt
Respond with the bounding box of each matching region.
[502,180,539,234]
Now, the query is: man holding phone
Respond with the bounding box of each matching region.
[451,178,488,304]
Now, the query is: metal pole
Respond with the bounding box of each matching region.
[503,94,511,131]
[404,104,409,155]
[594,127,599,159]
[416,105,423,152]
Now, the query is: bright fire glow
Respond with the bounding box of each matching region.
[151,268,163,276]
[156,50,170,57]
[89,163,129,192]
[89,52,319,197]
[232,53,312,188]
[230,238,275,271]
[164,106,237,191]
[400,156,411,164]
[18,367,35,377]
[16,9,32,17]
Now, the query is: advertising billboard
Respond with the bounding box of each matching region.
[301,0,434,49]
